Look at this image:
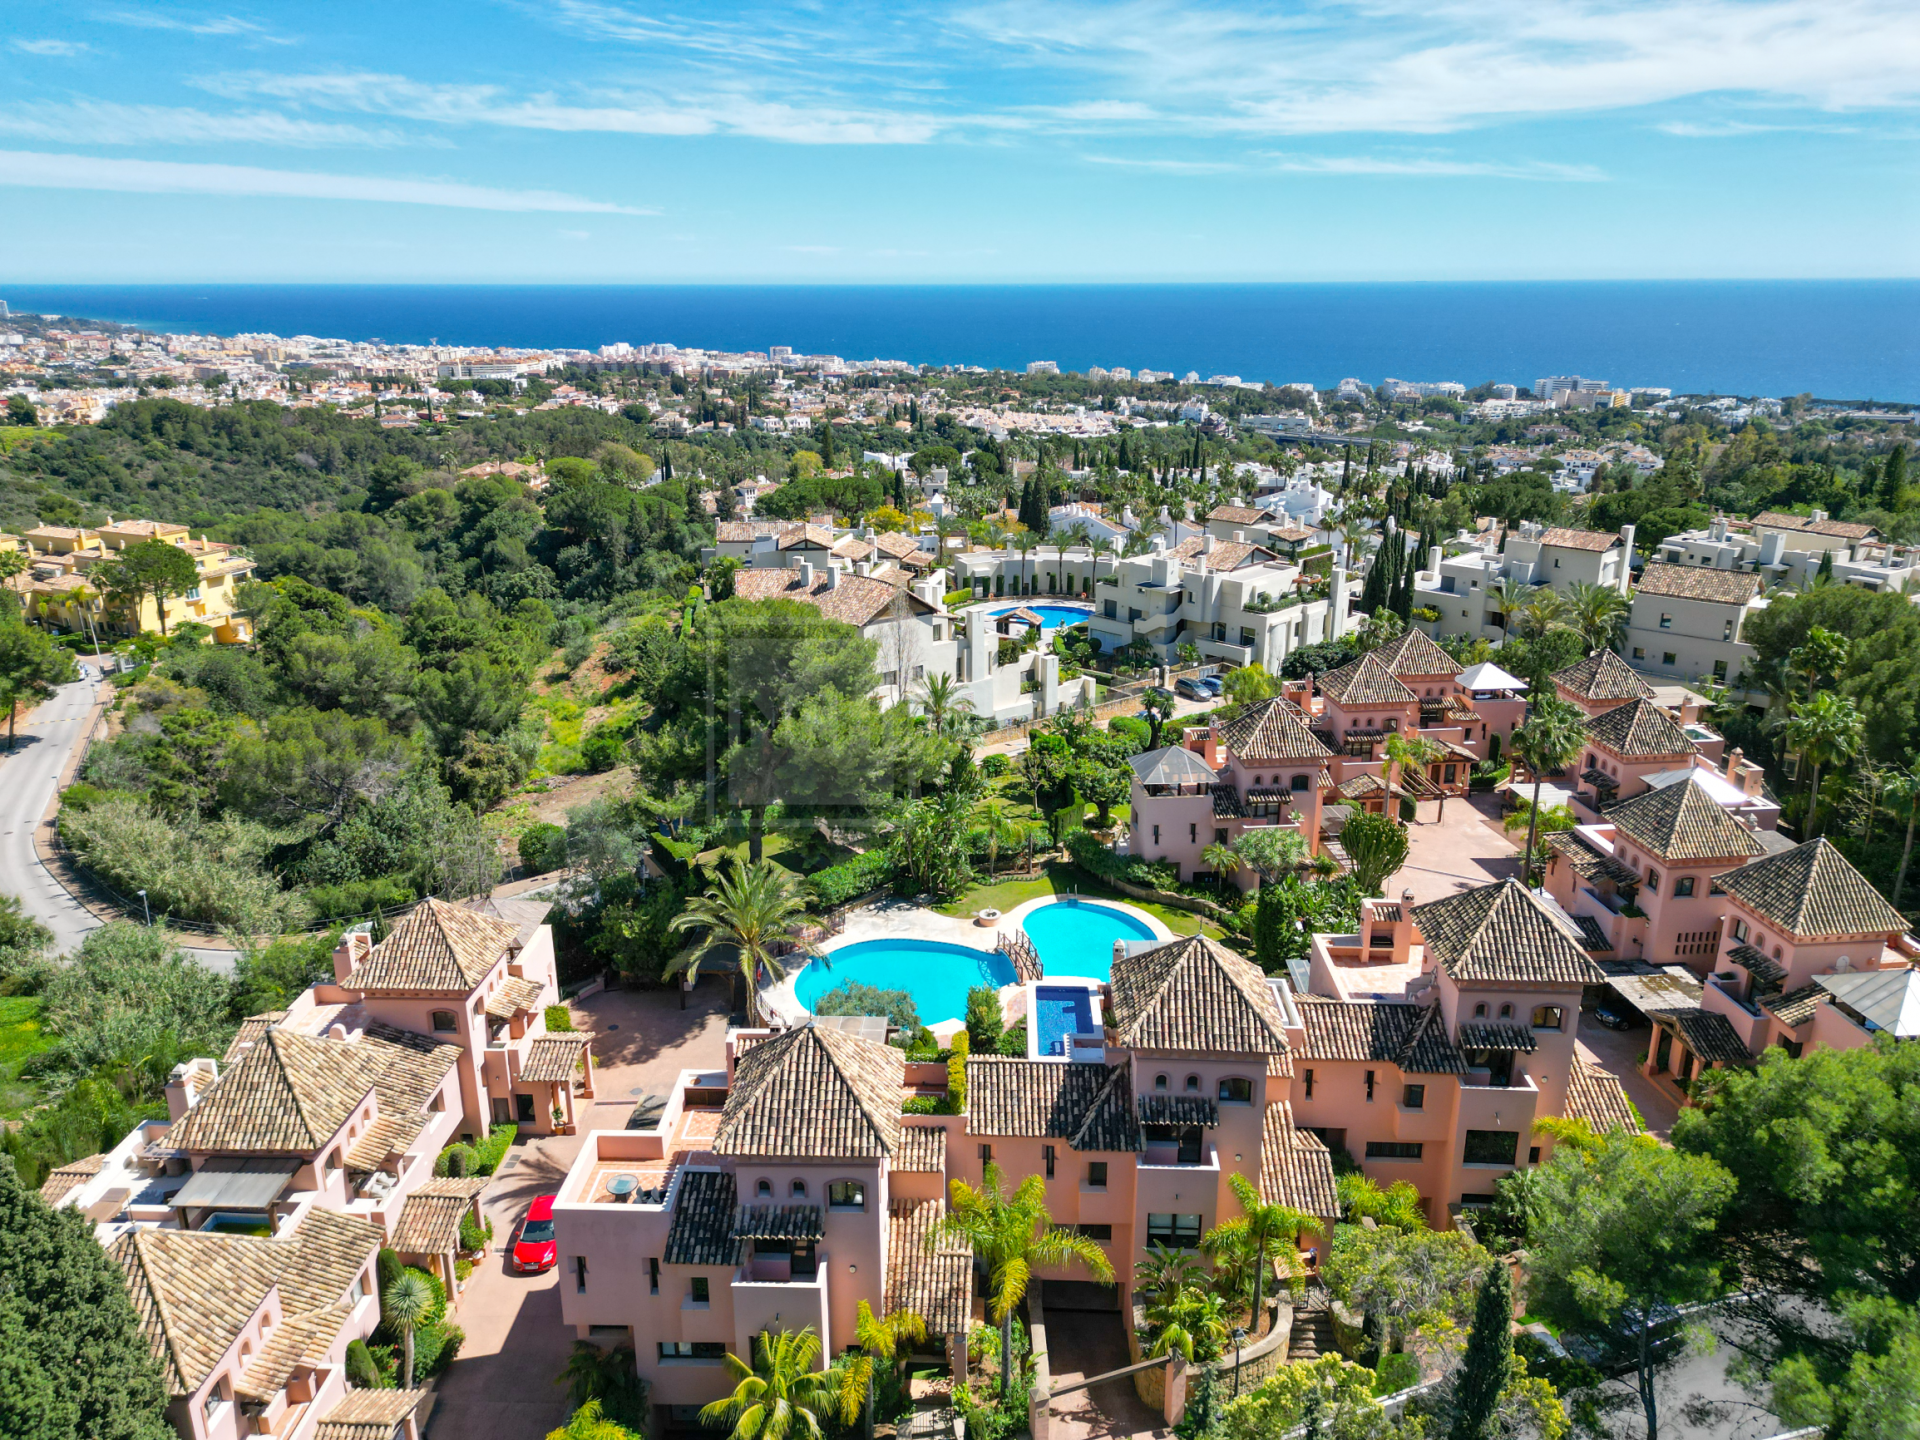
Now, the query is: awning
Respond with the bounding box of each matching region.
[170,1158,300,1210]
[1456,1022,1539,1053]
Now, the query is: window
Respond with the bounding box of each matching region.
[1659,612,1673,630]
[1240,627,1256,647]
[659,1342,728,1361]
[1087,1162,1108,1188]
[203,1382,228,1421]
[1529,1147,1542,1165]
[1645,867,1661,892]
[1710,878,1726,896]
[1464,1130,1520,1166]
[1218,1077,1253,1105]
[1364,1069,1376,1101]
[1731,918,1749,942]
[790,1179,807,1197]
[649,1258,659,1295]
[1146,1213,1204,1248]
[1076,1224,1113,1241]
[1401,1084,1425,1110]
[1663,652,1677,666]
[1632,647,1646,660]
[1531,1005,1563,1031]
[1713,659,1728,682]
[349,1274,367,1305]
[978,1143,993,1164]
[1184,1074,1201,1093]
[689,1276,710,1304]
[1189,823,1197,844]
[574,1257,588,1294]
[1673,876,1696,897]
[431,1009,458,1033]
[1722,620,1734,642]
[323,1150,340,1174]
[1043,1145,1055,1178]
[1291,773,1310,791]
[829,1180,866,1210]
[1152,825,1160,846]
[1154,1073,1169,1091]
[757,1179,772,1197]
[1498,1003,1513,1019]
[1365,1141,1423,1160]
[1302,1068,1314,1099]
[1473,1002,1487,1018]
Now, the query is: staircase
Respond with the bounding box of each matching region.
[1320,837,1351,875]
[900,1407,958,1440]
[1288,1304,1337,1363]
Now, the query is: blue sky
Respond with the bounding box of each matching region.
[3,1,1916,282]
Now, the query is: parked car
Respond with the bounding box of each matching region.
[510,1195,558,1273]
[1196,675,1224,696]
[1589,1004,1635,1031]
[1175,678,1210,700]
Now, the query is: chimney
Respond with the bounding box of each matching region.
[1617,523,1636,594]
[825,565,840,590]
[332,930,372,985]
[1233,530,1246,544]
[164,1058,219,1123]
[1202,532,1215,553]
[800,561,815,588]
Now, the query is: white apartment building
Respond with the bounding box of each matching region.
[1623,563,1767,693]
[1416,524,1633,642]
[1656,514,1914,594]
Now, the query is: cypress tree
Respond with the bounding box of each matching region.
[1447,1262,1513,1440]
[0,1157,171,1440]
[1883,441,1909,509]
[1816,548,1834,582]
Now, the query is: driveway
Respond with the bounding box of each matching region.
[1041,1291,1172,1440]
[1393,792,1524,904]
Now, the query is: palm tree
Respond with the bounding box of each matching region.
[935,1163,1115,1399]
[1134,1243,1208,1310]
[1201,842,1241,890]
[916,672,976,738]
[666,860,817,1025]
[1335,1174,1426,1230]
[1509,698,1589,886]
[1010,530,1040,593]
[1087,534,1115,581]
[1781,692,1864,837]
[699,1328,860,1440]
[1788,627,1850,702]
[1883,760,1920,910]
[1382,731,1443,823]
[556,1342,649,1430]
[840,1302,926,1437]
[1490,577,1533,634]
[1515,590,1570,640]
[547,1400,639,1440]
[1202,1172,1321,1334]
[1142,1283,1231,1361]
[382,1271,436,1389]
[1563,581,1630,653]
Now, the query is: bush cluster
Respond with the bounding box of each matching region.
[807,848,895,907]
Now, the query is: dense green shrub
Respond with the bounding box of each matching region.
[60,797,310,930]
[1065,828,1179,891]
[965,986,1004,1053]
[470,1121,517,1174]
[377,1247,403,1291]
[544,1003,574,1033]
[434,1144,476,1178]
[345,1338,380,1390]
[518,822,569,875]
[980,754,1011,779]
[814,981,919,1029]
[305,876,415,921]
[458,1213,493,1254]
[808,848,894,906]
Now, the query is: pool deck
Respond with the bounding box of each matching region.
[761,894,1171,1027]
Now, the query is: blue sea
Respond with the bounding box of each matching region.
[2,281,1914,402]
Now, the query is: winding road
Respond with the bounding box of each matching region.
[0,672,234,974]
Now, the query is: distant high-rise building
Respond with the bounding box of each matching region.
[1492,384,1518,400]
[1026,360,1059,375]
[1534,375,1608,399]
[770,346,793,362]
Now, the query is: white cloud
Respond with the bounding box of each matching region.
[0,150,651,212]
[1084,154,1241,174]
[1656,118,1856,136]
[0,102,421,148]
[1258,152,1607,180]
[100,11,295,43]
[12,38,90,55]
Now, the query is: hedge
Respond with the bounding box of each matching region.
[808,849,895,907]
[306,876,415,922]
[544,1003,574,1032]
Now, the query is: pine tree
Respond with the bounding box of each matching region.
[0,1158,171,1440]
[1883,441,1909,509]
[1447,1262,1513,1440]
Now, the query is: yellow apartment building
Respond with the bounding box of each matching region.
[5,519,257,643]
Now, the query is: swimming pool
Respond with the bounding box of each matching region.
[1034,986,1096,1057]
[1021,899,1159,981]
[992,604,1093,629]
[794,939,1015,1028]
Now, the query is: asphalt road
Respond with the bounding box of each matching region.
[0,672,234,974]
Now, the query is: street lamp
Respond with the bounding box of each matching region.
[137,889,150,927]
[1232,1326,1246,1399]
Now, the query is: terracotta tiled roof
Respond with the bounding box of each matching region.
[521,1032,595,1083]
[896,1125,947,1173]
[1662,1008,1753,1065]
[730,566,933,628]
[1295,1000,1465,1073]
[1108,934,1293,1055]
[224,1010,288,1065]
[112,1208,379,1398]
[1337,773,1387,800]
[1713,838,1907,939]
[1136,1094,1220,1127]
[1216,697,1335,764]
[1208,505,1265,524]
[240,1302,349,1402]
[1411,879,1607,986]
[484,974,547,1020]
[1260,1101,1338,1218]
[1318,652,1419,708]
[315,1389,428,1440]
[1564,1060,1640,1134]
[1585,697,1696,759]
[1633,563,1763,604]
[1537,527,1621,552]
[1750,511,1879,541]
[1726,943,1786,985]
[733,1204,824,1241]
[1554,649,1655,703]
[1546,830,1641,888]
[715,1025,904,1159]
[887,1199,973,1335]
[1367,628,1458,678]
[664,1169,738,1265]
[390,1179,486,1255]
[870,529,924,560]
[39,1153,104,1205]
[965,1059,1142,1151]
[1761,983,1827,1028]
[1169,536,1274,571]
[776,524,837,550]
[346,897,517,994]
[168,1024,459,1156]
[714,520,792,543]
[1457,1022,1538,1052]
[1604,775,1767,862]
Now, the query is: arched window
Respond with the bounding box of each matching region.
[1217,1077,1253,1105]
[1498,1003,1513,1019]
[790,1179,807,1198]
[1154,1073,1169,1091]
[1184,1074,1201,1093]
[828,1180,866,1211]
[757,1179,772,1197]
[1473,1002,1488,1018]
[431,1010,458,1033]
[323,1150,340,1174]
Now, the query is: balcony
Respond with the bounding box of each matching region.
[1461,1065,1537,1091]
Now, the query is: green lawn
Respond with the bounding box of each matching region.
[934,861,1224,940]
[0,997,53,1117]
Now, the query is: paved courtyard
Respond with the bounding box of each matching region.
[1391,791,1525,904]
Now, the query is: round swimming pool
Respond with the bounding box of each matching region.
[1021,899,1159,981]
[992,604,1093,629]
[793,939,1015,1028]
